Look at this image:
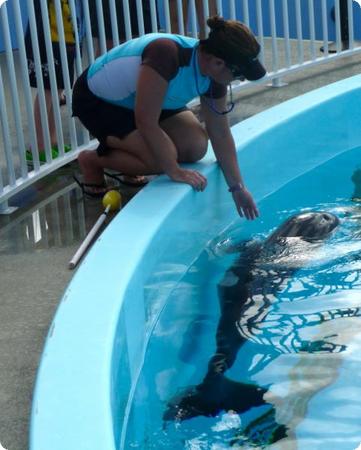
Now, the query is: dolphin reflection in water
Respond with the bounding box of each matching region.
[163,211,361,446]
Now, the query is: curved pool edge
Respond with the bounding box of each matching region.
[30,74,361,450]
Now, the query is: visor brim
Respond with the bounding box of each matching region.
[242,58,266,81]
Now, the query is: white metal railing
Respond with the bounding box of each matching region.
[0,0,361,213]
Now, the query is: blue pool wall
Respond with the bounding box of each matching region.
[30,73,361,450]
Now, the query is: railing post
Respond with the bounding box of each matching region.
[0,200,18,215]
[269,0,287,88]
[270,77,288,88]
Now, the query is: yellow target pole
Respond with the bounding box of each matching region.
[68,191,121,269]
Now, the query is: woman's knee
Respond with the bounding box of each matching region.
[178,127,208,163]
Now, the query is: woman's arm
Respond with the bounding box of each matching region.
[135,64,207,190]
[201,95,259,220]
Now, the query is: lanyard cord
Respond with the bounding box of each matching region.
[192,45,205,98]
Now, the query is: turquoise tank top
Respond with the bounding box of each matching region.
[87,33,211,110]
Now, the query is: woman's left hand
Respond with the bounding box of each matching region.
[232,188,259,220]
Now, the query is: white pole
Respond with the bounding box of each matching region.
[229,0,236,20]
[68,205,111,269]
[189,0,197,37]
[308,0,316,60]
[348,0,354,48]
[256,0,264,64]
[321,0,329,54]
[136,0,145,35]
[163,0,171,33]
[295,0,304,64]
[282,0,291,67]
[243,0,250,26]
[149,0,158,32]
[335,0,342,52]
[123,0,132,40]
[269,0,279,73]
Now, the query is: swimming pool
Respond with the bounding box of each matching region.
[125,147,361,449]
[30,74,361,450]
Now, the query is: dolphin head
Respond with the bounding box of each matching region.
[267,212,339,244]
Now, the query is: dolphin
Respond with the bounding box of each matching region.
[266,211,339,242]
[164,211,342,445]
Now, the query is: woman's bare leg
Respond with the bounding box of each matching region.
[33,88,64,153]
[34,90,56,152]
[169,0,188,33]
[196,0,218,39]
[169,1,218,37]
[78,110,208,188]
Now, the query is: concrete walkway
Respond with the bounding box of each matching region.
[0,50,360,450]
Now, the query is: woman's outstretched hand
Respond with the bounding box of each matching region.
[169,168,207,191]
[232,187,259,220]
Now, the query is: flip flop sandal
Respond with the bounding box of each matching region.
[104,171,149,187]
[73,174,109,199]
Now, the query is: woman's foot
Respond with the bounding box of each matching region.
[73,174,109,198]
[122,175,148,186]
[78,150,148,190]
[104,171,148,187]
[77,150,107,195]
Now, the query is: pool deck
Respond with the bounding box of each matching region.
[0,50,360,450]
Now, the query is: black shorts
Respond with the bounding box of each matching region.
[89,0,155,41]
[72,68,187,156]
[25,25,76,90]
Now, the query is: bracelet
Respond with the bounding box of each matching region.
[228,183,245,193]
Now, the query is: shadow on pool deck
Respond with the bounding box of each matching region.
[0,51,360,450]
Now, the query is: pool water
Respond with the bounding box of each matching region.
[123,147,361,449]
